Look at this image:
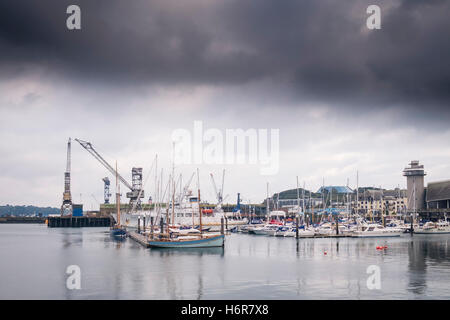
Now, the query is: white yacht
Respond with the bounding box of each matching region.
[352,223,402,238]
[253,224,280,236]
[315,222,335,236]
[414,221,450,234]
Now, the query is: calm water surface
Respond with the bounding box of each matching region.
[0,224,449,299]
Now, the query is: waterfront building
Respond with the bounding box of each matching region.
[353,188,407,216]
[403,160,426,212]
[423,180,450,219]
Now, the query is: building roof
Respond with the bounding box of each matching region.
[383,189,407,198]
[426,180,450,202]
[317,186,353,194]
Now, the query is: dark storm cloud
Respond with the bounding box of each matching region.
[1,0,450,109]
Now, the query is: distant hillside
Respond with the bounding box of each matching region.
[272,188,321,200]
[0,205,59,216]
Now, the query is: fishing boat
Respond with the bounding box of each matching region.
[414,220,450,234]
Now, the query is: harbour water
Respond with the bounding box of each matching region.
[0,224,449,299]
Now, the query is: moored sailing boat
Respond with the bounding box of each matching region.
[147,169,225,248]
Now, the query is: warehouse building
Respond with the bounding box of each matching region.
[425,180,450,216]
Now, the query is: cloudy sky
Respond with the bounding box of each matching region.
[1,0,450,208]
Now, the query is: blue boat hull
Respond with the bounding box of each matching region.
[110,228,127,237]
[148,234,225,248]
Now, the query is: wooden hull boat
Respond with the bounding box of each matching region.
[148,234,225,248]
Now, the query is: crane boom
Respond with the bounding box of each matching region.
[181,172,195,200]
[66,138,71,173]
[210,173,220,203]
[75,139,133,191]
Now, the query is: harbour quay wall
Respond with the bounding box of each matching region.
[47,216,112,228]
[0,216,46,224]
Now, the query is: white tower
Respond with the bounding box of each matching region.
[403,160,426,213]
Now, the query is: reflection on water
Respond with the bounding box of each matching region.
[407,235,450,297]
[0,224,449,299]
[150,247,225,257]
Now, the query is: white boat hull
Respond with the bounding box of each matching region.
[352,231,402,238]
[414,228,450,234]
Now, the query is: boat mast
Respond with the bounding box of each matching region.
[310,187,314,224]
[266,182,270,222]
[413,176,416,228]
[322,178,326,223]
[171,177,175,227]
[171,142,175,226]
[356,171,359,218]
[302,181,306,214]
[380,186,384,227]
[154,155,158,225]
[330,187,333,221]
[296,176,300,214]
[115,161,120,228]
[165,173,171,236]
[197,169,202,235]
[346,178,350,219]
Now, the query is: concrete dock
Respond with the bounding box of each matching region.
[128,231,150,247]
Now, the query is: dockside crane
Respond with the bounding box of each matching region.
[210,169,226,206]
[178,172,195,204]
[61,138,73,216]
[75,139,144,211]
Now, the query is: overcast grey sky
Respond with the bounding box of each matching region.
[1,0,449,207]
